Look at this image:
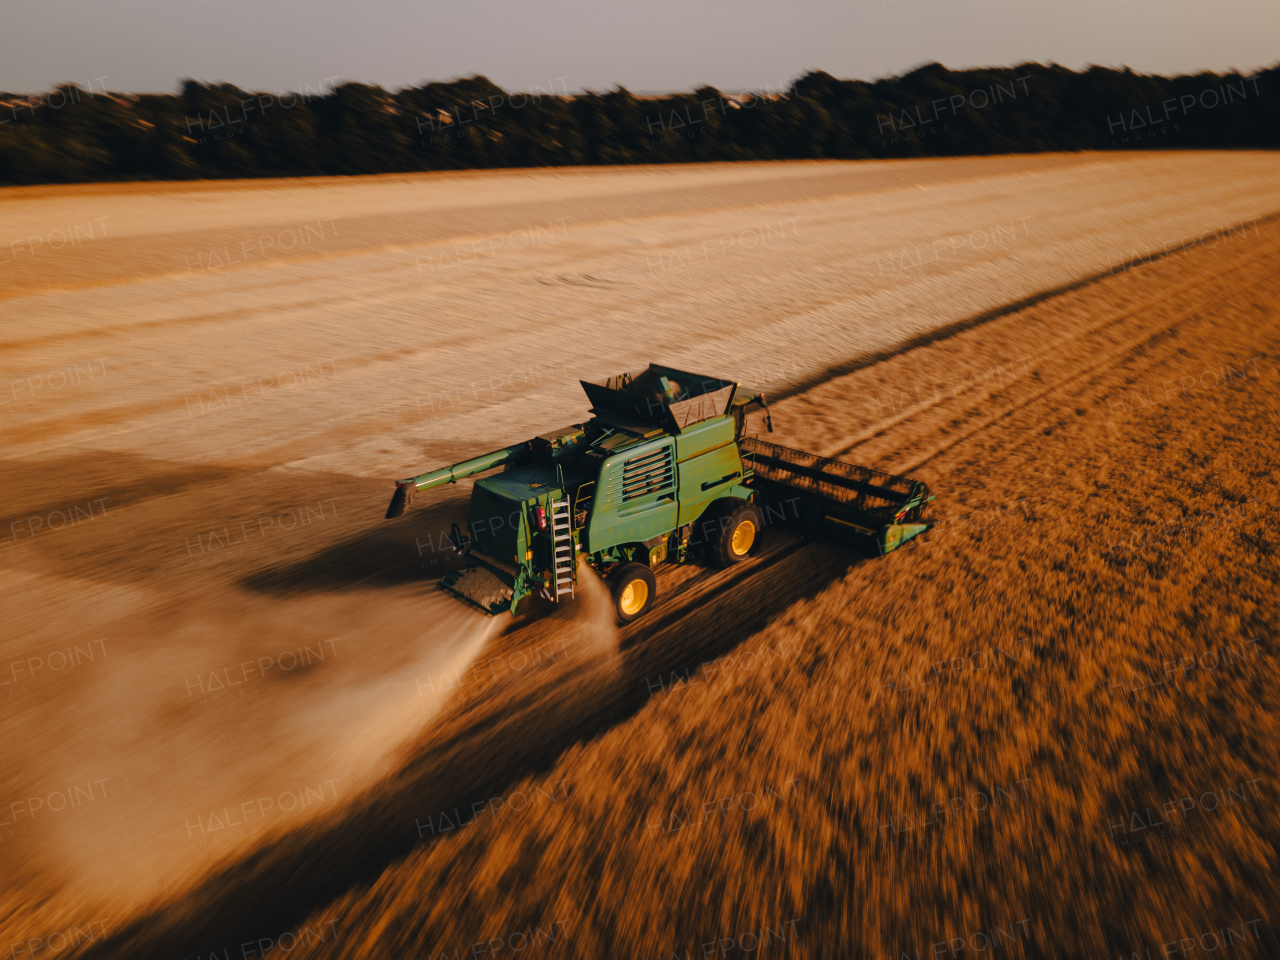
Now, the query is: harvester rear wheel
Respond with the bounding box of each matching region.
[610,563,657,625]
[717,501,763,567]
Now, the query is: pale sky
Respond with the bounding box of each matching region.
[3,0,1276,94]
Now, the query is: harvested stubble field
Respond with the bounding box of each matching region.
[1,153,1278,959]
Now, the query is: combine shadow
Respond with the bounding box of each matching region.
[0,451,244,532]
[82,528,867,959]
[619,534,874,688]
[240,485,472,593]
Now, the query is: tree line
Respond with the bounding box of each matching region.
[0,62,1275,186]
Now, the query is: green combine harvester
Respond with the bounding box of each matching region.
[385,365,933,624]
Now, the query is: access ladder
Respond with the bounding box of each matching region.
[549,498,576,600]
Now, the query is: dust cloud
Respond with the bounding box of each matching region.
[1,579,500,918]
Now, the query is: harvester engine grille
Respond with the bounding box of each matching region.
[621,447,674,503]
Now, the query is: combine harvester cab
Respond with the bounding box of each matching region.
[384,364,933,624]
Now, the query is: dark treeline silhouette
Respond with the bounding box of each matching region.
[0,62,1275,186]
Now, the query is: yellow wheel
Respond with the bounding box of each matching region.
[730,519,756,557]
[715,501,763,567]
[619,578,649,616]
[610,562,657,624]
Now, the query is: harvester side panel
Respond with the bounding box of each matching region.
[587,438,679,552]
[673,416,736,461]
[674,418,744,525]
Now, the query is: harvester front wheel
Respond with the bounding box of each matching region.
[717,501,763,567]
[610,563,657,625]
